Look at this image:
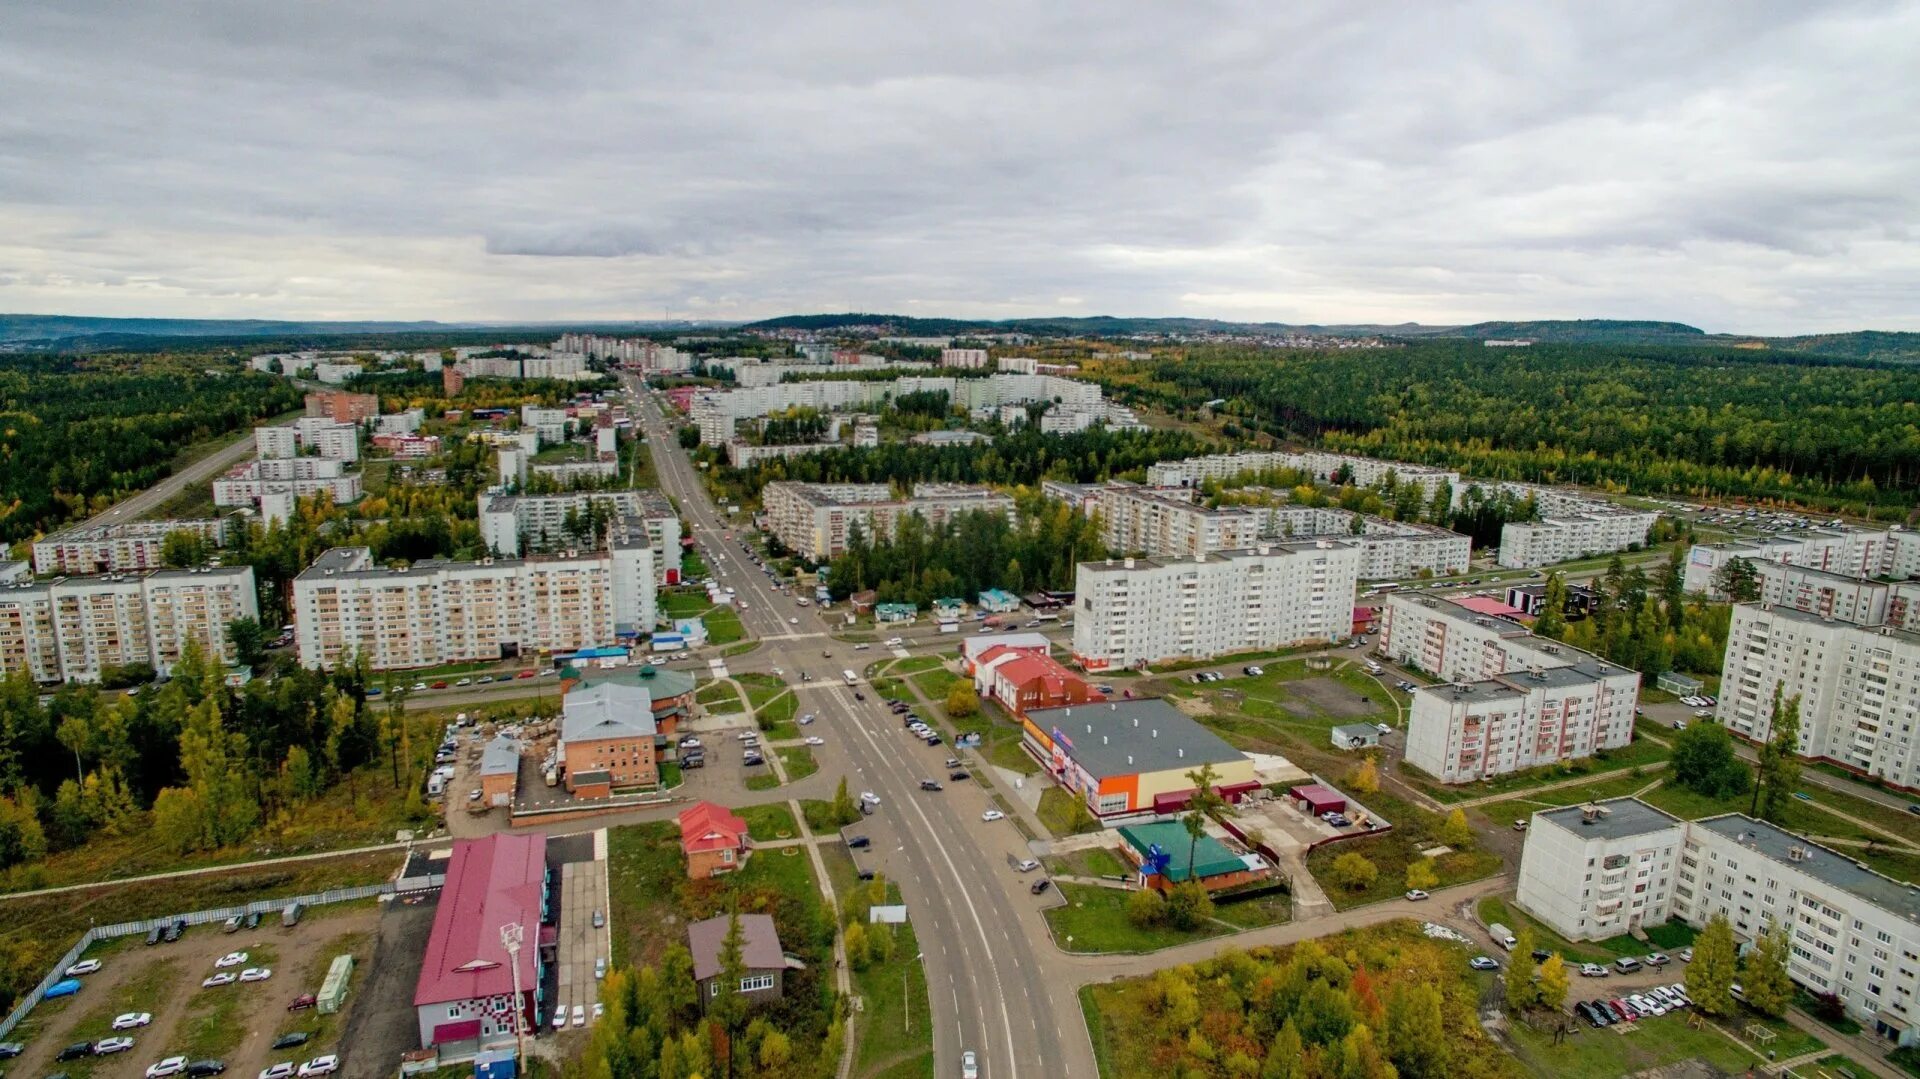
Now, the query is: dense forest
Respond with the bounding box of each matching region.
[1532,548,1730,679]
[0,355,304,542]
[821,496,1106,604]
[1093,342,1920,517]
[707,425,1214,502]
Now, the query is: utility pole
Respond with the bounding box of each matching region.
[501,923,526,1067]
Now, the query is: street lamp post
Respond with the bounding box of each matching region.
[501,923,526,1066]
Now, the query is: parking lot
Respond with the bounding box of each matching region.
[6,903,381,1079]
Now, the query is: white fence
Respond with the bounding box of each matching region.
[0,882,394,1040]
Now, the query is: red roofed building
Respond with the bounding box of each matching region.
[679,801,750,879]
[1455,595,1525,620]
[1353,605,1379,635]
[979,651,1102,721]
[413,834,549,1051]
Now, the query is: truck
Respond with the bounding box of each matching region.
[1487,923,1517,950]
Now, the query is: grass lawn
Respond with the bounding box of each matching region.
[1727,1007,1826,1059]
[1406,735,1671,805]
[663,590,712,618]
[1306,790,1503,909]
[801,798,863,835]
[681,548,708,578]
[779,747,820,781]
[173,978,253,1060]
[1889,1046,1920,1078]
[889,656,944,675]
[739,803,798,841]
[908,667,963,705]
[1047,846,1130,879]
[1801,1055,1878,1079]
[51,954,183,1061]
[870,675,908,700]
[1474,770,1666,825]
[720,640,759,658]
[1477,896,1638,964]
[818,847,933,1079]
[1037,786,1100,837]
[1504,1010,1759,1079]
[1044,883,1232,954]
[981,727,1039,775]
[605,822,683,967]
[696,681,744,712]
[703,606,746,644]
[756,691,800,738]
[745,773,782,792]
[735,671,785,702]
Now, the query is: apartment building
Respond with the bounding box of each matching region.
[759,482,1015,563]
[1518,796,1920,1041]
[1685,529,1920,596]
[1383,592,1640,781]
[940,348,989,369]
[305,391,379,424]
[1698,560,1920,631]
[520,405,570,444]
[1070,541,1361,672]
[213,458,364,507]
[371,409,425,436]
[1145,450,1461,505]
[1517,799,1684,942]
[1256,504,1471,578]
[292,542,654,671]
[1498,506,1661,568]
[554,335,690,372]
[532,458,618,485]
[478,490,682,582]
[258,418,358,462]
[32,518,230,576]
[0,566,258,683]
[1404,659,1639,782]
[691,373,1114,446]
[1716,604,1920,786]
[1088,483,1261,559]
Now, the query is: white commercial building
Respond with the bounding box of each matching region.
[1070,541,1361,672]
[760,482,1015,563]
[0,565,259,683]
[32,518,231,576]
[1498,506,1661,568]
[1684,529,1920,596]
[478,490,682,583]
[213,458,363,507]
[293,542,654,671]
[1716,604,1920,787]
[1517,799,1685,942]
[1517,797,1920,1043]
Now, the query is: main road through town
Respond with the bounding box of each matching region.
[628,376,1094,1079]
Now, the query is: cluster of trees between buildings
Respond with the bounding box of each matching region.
[1097,342,1920,519]
[821,494,1105,606]
[1530,548,1731,682]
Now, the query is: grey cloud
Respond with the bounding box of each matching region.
[0,1,1916,330]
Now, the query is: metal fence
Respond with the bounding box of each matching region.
[0,882,394,1040]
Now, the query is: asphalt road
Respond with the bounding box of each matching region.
[77,424,264,529]
[628,375,1091,1079]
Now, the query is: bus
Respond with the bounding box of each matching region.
[842,669,858,686]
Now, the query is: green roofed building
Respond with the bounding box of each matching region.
[1116,820,1272,894]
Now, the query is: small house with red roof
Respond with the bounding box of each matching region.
[1352,605,1379,636]
[679,801,750,879]
[413,834,549,1051]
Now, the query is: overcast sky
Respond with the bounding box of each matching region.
[2,2,1917,332]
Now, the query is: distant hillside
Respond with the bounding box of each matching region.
[0,314,462,346]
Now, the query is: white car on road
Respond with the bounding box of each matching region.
[859,792,881,807]
[981,810,1005,822]
[804,736,825,746]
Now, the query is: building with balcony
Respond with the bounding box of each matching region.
[1517,799,1685,942]
[31,518,230,576]
[760,482,1014,564]
[1685,528,1920,596]
[0,565,258,683]
[1071,542,1360,672]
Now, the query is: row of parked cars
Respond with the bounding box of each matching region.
[1575,984,1693,1027]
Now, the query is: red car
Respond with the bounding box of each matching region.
[516,670,537,679]
[287,994,317,1012]
[430,681,448,690]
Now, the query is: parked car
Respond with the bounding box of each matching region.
[222,916,244,933]
[0,1042,22,1058]
[919,780,943,791]
[845,835,871,849]
[244,912,262,930]
[296,1059,337,1078]
[1579,963,1610,978]
[114,1013,153,1030]
[1404,889,1429,901]
[286,994,317,1012]
[571,1004,586,1027]
[260,1063,296,1079]
[57,1042,95,1062]
[146,925,165,946]
[950,770,971,781]
[202,973,237,988]
[65,959,102,976]
[187,1060,228,1076]
[239,968,272,983]
[95,1038,136,1056]
[592,909,605,929]
[148,1057,190,1078]
[595,957,606,980]
[859,792,881,807]
[1469,956,1500,971]
[1029,879,1051,894]
[981,810,1005,822]
[270,1034,310,1051]
[1014,859,1041,873]
[1645,952,1671,966]
[215,952,248,968]
[165,919,187,942]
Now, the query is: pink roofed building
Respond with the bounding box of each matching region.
[1454,595,1526,620]
[413,834,550,1051]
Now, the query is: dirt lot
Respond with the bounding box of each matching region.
[7,901,381,1079]
[1284,675,1378,719]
